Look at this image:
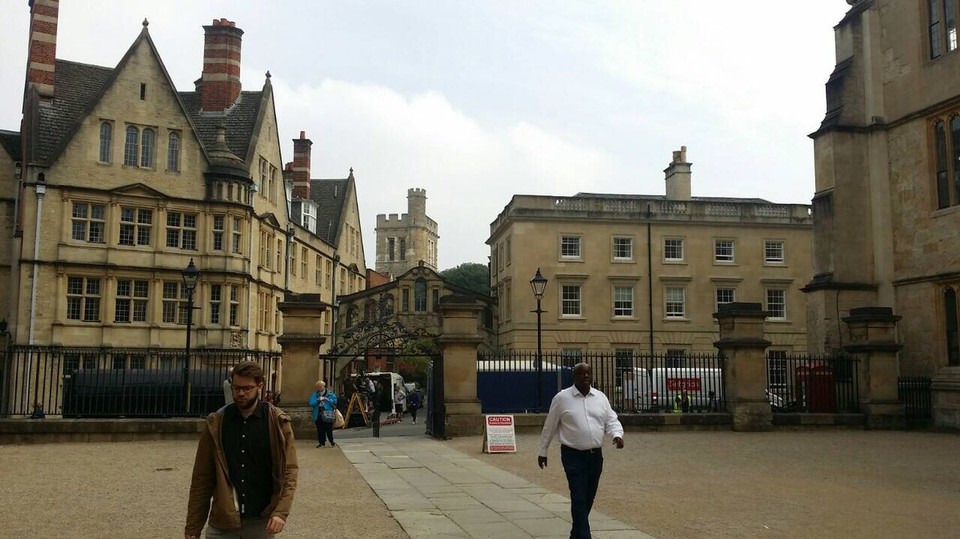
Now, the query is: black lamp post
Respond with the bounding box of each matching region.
[530,268,548,412]
[182,258,200,413]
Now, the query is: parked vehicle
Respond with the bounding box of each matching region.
[648,367,724,412]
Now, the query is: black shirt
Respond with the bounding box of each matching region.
[221,402,274,518]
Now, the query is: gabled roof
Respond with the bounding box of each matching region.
[28,24,262,173]
[178,90,263,163]
[32,60,114,164]
[0,130,21,161]
[309,173,352,245]
[110,182,168,198]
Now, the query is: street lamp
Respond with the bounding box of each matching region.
[530,268,548,412]
[182,258,201,413]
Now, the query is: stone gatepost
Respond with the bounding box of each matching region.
[932,367,960,429]
[714,302,772,431]
[842,307,905,429]
[276,294,327,416]
[438,295,484,437]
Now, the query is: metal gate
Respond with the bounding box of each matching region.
[425,356,445,439]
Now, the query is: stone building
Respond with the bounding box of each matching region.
[488,147,813,359]
[1,4,365,358]
[375,188,439,278]
[805,0,960,373]
[805,0,960,426]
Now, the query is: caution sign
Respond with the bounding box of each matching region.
[482,414,517,453]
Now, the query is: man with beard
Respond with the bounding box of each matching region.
[538,362,624,539]
[185,361,298,539]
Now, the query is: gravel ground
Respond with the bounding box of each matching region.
[447,429,960,539]
[2,429,959,539]
[0,438,406,539]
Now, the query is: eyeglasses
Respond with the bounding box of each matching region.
[231,384,259,394]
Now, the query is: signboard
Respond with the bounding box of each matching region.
[482,414,517,453]
[667,378,701,392]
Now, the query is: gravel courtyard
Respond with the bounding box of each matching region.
[0,429,958,538]
[448,429,960,539]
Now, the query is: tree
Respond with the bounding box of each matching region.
[440,262,489,295]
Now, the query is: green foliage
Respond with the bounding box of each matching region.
[396,337,437,388]
[440,262,489,295]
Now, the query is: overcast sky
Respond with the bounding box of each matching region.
[0,1,852,271]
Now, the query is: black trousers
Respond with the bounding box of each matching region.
[315,417,334,445]
[560,445,603,539]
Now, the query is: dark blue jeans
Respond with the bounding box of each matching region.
[315,417,334,446]
[560,445,603,539]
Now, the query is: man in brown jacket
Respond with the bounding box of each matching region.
[185,361,298,539]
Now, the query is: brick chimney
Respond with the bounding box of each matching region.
[200,18,243,113]
[664,145,692,201]
[25,0,59,99]
[291,131,312,199]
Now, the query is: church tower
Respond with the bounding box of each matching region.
[375,188,439,279]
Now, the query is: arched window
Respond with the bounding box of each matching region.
[99,122,112,163]
[364,300,376,322]
[946,288,960,366]
[346,305,358,328]
[140,128,155,168]
[935,121,950,209]
[124,126,139,166]
[383,294,394,316]
[167,132,180,172]
[414,278,427,312]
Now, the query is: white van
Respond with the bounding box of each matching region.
[648,367,723,412]
[367,371,407,413]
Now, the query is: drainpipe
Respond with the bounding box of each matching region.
[330,253,340,386]
[646,204,654,356]
[284,226,294,291]
[28,179,46,345]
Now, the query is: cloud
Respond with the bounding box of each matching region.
[270,77,619,269]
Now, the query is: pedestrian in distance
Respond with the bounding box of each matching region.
[184,361,298,539]
[538,362,624,539]
[406,387,422,424]
[309,380,337,448]
[393,384,406,421]
[222,367,234,406]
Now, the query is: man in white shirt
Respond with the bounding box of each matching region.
[538,363,624,539]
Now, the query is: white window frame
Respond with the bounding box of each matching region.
[613,236,633,261]
[118,207,152,247]
[764,240,785,264]
[166,211,198,251]
[665,286,686,318]
[613,286,634,317]
[715,287,736,311]
[664,238,684,262]
[714,239,735,263]
[766,288,787,320]
[114,279,149,323]
[66,276,102,322]
[560,235,582,260]
[561,284,582,317]
[71,202,106,244]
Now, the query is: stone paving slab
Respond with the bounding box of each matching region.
[340,437,656,539]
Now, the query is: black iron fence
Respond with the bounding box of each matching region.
[477,350,726,414]
[0,346,281,418]
[898,376,932,426]
[765,354,860,414]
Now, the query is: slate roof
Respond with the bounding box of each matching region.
[34,60,114,164]
[30,35,263,169]
[574,192,774,205]
[0,130,21,161]
[178,91,263,162]
[309,177,350,245]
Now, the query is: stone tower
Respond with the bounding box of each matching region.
[375,188,439,278]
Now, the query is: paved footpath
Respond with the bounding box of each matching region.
[339,436,655,539]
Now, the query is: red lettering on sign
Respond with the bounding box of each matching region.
[486,416,513,426]
[666,378,701,391]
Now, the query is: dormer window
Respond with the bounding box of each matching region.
[167,132,180,172]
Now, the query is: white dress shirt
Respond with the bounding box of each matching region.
[539,385,624,457]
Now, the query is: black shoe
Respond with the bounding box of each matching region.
[331,443,336,447]
[317,444,324,448]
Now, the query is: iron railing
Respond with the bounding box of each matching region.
[898,376,932,426]
[477,350,726,414]
[765,354,860,414]
[0,346,281,418]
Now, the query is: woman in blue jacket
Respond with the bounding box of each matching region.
[309,380,338,447]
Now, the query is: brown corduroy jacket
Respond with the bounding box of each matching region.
[184,403,298,536]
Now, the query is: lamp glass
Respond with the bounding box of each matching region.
[182,258,200,294]
[530,268,547,299]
